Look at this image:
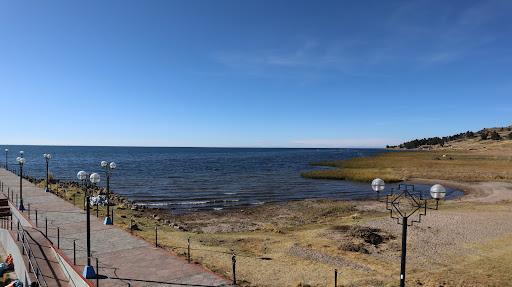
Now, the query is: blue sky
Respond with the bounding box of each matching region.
[1,0,511,147]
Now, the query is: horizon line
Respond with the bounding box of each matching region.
[0,143,386,149]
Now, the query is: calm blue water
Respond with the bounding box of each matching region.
[1,146,461,212]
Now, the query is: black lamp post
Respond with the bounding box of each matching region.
[371,179,446,287]
[77,170,99,279]
[43,153,52,192]
[4,148,8,169]
[100,160,116,225]
[16,152,26,211]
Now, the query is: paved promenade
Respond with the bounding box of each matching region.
[0,168,230,287]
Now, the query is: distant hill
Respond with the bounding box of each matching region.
[388,125,512,150]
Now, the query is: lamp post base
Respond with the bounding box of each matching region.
[83,265,96,279]
[103,216,112,225]
[19,202,25,211]
[45,187,51,193]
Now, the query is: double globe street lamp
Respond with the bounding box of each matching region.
[16,152,26,211]
[371,178,446,287]
[100,161,116,225]
[77,170,100,279]
[43,153,52,192]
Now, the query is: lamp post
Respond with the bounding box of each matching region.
[4,148,7,169]
[16,154,26,211]
[100,161,116,225]
[43,153,52,192]
[371,180,446,287]
[78,171,99,279]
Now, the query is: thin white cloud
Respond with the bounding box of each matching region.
[212,41,391,79]
[213,42,348,70]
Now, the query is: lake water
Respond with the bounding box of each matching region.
[2,146,462,212]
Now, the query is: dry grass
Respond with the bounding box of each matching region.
[302,150,512,183]
[430,130,512,152]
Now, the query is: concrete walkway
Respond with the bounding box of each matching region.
[0,169,230,287]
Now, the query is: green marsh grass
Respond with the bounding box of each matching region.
[302,150,512,183]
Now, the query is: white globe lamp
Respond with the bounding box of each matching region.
[371,178,385,193]
[430,184,446,200]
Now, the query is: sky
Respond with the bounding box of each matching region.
[1,0,511,148]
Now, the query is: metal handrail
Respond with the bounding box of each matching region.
[17,225,49,287]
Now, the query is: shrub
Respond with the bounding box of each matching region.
[490,131,502,140]
[339,242,369,254]
[508,132,512,140]
[481,132,489,140]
